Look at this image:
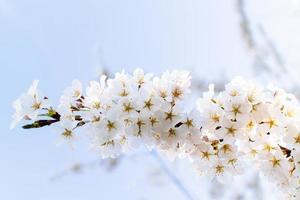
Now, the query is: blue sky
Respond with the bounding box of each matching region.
[0,1,254,199]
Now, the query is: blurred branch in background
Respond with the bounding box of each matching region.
[150,151,195,200]
[248,174,263,200]
[257,25,285,69]
[50,157,121,182]
[237,0,286,76]
[237,0,255,50]
[50,150,195,200]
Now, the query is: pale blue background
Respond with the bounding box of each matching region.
[0,1,253,199]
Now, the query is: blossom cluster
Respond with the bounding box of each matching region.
[11,69,300,199]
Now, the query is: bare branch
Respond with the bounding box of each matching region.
[150,151,195,200]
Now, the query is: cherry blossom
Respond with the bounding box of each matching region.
[11,69,300,199]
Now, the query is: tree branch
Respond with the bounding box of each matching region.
[150,151,195,200]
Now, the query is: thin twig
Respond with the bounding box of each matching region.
[50,158,120,181]
[150,151,195,200]
[237,0,255,49]
[236,0,289,78]
[257,25,286,69]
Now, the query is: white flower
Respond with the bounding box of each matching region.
[61,79,82,103]
[284,124,300,150]
[259,151,290,185]
[11,80,47,129]
[245,81,263,104]
[225,156,244,175]
[107,71,134,98]
[84,76,107,110]
[160,127,186,150]
[190,141,216,163]
[218,143,237,158]
[177,109,201,134]
[94,108,124,142]
[132,68,153,88]
[256,107,285,139]
[55,117,78,147]
[119,97,139,117]
[224,77,247,99]
[198,103,224,133]
[163,70,191,101]
[137,89,162,115]
[90,136,123,159]
[215,118,244,142]
[223,96,252,121]
[207,159,232,183]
